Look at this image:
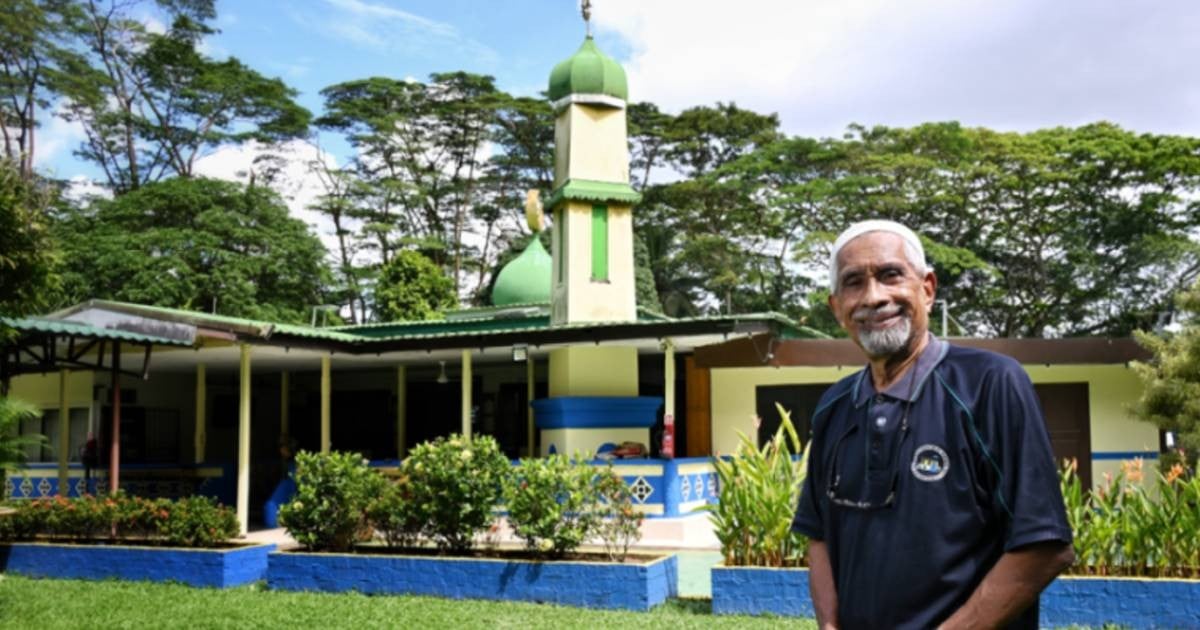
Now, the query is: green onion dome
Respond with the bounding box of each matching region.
[491,237,552,306]
[547,37,628,102]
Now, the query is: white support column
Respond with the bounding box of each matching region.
[526,356,536,457]
[396,365,407,459]
[57,369,69,495]
[320,355,331,454]
[236,344,252,535]
[194,364,206,464]
[461,349,472,437]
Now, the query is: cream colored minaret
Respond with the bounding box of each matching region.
[546,33,641,325]
[531,11,655,458]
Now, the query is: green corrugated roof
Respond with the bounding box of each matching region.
[545,179,641,209]
[0,316,191,346]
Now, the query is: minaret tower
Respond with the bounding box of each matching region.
[546,1,640,325]
[530,2,659,457]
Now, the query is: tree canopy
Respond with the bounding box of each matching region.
[54,177,332,323]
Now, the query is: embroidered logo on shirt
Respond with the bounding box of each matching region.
[911,444,950,482]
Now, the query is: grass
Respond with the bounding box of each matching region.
[0,576,816,629]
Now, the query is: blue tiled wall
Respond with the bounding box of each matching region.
[0,542,274,588]
[711,566,812,616]
[268,550,678,611]
[1041,575,1200,628]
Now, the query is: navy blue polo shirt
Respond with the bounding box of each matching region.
[793,336,1072,630]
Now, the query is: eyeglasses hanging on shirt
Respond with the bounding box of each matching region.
[825,369,918,511]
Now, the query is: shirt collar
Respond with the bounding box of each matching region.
[853,333,949,408]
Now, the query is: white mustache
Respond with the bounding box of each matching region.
[852,304,903,323]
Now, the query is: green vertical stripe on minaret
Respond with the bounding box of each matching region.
[557,208,566,284]
[591,204,608,281]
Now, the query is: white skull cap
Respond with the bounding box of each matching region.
[829,220,926,290]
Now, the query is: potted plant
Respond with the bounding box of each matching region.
[268,437,676,611]
[706,405,813,616]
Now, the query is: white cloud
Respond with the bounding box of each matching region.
[594,0,1200,137]
[32,106,86,171]
[194,139,345,255]
[289,0,499,65]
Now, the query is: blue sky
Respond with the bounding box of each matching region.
[39,0,1200,186]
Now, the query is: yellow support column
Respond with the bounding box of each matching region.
[320,355,331,453]
[461,349,472,437]
[663,340,676,421]
[236,344,252,535]
[396,365,407,458]
[526,356,536,457]
[194,364,206,464]
[280,371,290,443]
[57,369,69,495]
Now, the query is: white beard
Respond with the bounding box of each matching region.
[855,309,913,357]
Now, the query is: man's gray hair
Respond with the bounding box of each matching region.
[829,220,929,292]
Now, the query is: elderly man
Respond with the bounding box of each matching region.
[792,220,1074,629]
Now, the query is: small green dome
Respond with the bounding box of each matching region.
[547,37,628,102]
[492,237,552,306]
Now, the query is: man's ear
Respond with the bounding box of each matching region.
[922,270,937,311]
[827,291,844,328]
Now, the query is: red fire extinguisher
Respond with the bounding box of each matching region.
[661,413,675,459]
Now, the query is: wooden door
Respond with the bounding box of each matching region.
[1033,383,1091,490]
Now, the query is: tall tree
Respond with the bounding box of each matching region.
[58,1,309,193]
[0,159,59,315]
[1131,278,1200,468]
[0,0,82,179]
[374,250,457,322]
[53,177,332,323]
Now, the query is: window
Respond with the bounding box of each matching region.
[591,204,608,281]
[19,408,89,463]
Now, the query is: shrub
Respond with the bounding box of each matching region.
[591,466,644,562]
[504,453,599,558]
[366,475,423,549]
[155,496,239,547]
[703,403,809,567]
[403,434,509,552]
[278,450,386,552]
[0,493,237,547]
[1062,458,1200,578]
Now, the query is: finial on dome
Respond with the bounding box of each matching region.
[581,0,592,37]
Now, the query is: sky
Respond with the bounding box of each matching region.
[37,0,1200,177]
[32,0,1200,251]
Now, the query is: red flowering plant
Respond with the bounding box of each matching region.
[0,493,237,547]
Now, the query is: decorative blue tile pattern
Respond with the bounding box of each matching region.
[0,542,274,588]
[268,551,678,611]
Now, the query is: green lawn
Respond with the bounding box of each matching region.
[0,576,815,629]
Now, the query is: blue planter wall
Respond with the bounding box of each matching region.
[268,550,678,610]
[711,565,812,617]
[1041,575,1200,629]
[0,541,273,588]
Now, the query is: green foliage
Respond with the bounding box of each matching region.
[591,466,644,562]
[1061,458,1200,577]
[401,434,509,552]
[0,161,59,315]
[373,250,457,322]
[704,404,809,567]
[278,451,386,552]
[1131,279,1200,463]
[365,475,423,549]
[503,453,600,558]
[0,493,237,547]
[52,177,332,323]
[0,396,46,495]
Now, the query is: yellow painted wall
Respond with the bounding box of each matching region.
[554,103,630,185]
[552,201,636,323]
[9,371,94,408]
[540,427,648,457]
[709,362,1155,490]
[548,345,638,397]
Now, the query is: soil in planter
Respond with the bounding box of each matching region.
[281,545,664,564]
